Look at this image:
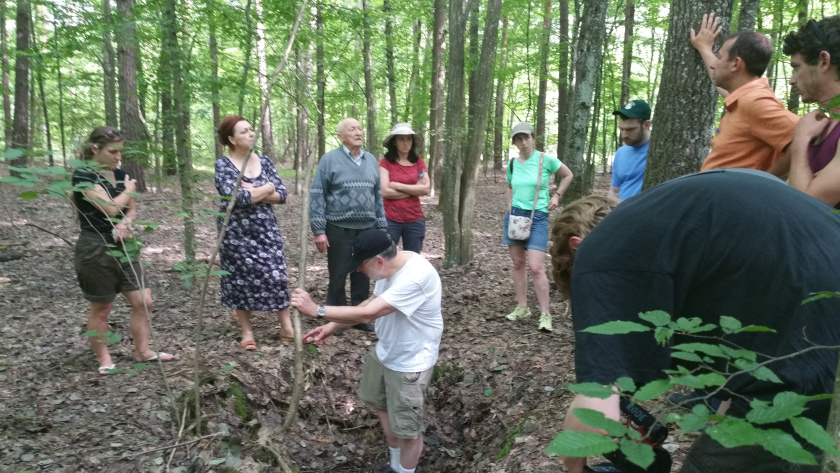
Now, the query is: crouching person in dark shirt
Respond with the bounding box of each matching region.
[549,169,840,473]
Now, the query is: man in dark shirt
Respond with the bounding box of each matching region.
[550,170,840,472]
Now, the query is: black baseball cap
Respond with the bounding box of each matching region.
[613,99,651,120]
[347,229,394,273]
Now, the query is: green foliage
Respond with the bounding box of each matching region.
[496,417,526,460]
[228,381,251,422]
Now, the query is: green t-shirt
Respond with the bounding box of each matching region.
[506,151,563,212]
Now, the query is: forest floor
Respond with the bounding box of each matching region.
[0,170,697,472]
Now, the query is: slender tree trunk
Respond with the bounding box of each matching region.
[10,0,31,170]
[362,0,378,156]
[644,0,734,188]
[54,16,66,167]
[404,20,421,123]
[209,6,222,159]
[737,0,761,31]
[556,0,570,162]
[440,0,468,265]
[159,32,175,176]
[467,0,480,124]
[237,0,253,117]
[1,1,11,149]
[787,0,808,112]
[383,0,398,126]
[493,16,509,173]
[428,0,447,197]
[315,1,325,159]
[103,0,117,127]
[536,0,552,149]
[620,0,634,106]
[255,0,274,159]
[561,0,609,201]
[456,0,502,265]
[36,41,52,165]
[297,41,311,195]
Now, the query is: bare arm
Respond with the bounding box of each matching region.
[379,167,412,200]
[607,186,620,199]
[548,165,574,211]
[789,112,840,206]
[82,177,136,218]
[291,289,395,325]
[391,172,431,196]
[690,12,729,98]
[562,393,622,473]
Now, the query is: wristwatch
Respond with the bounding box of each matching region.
[316,305,326,318]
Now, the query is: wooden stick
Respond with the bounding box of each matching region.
[24,222,73,246]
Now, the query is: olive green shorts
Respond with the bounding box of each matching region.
[358,350,434,439]
[74,231,144,303]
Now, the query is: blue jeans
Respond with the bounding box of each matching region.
[386,218,426,253]
[503,208,549,252]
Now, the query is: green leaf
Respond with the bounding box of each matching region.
[18,191,39,200]
[740,325,776,333]
[790,416,840,455]
[581,321,651,335]
[639,310,670,327]
[671,343,727,359]
[615,377,636,393]
[210,270,231,276]
[759,429,818,465]
[707,418,765,447]
[746,392,806,424]
[719,315,742,334]
[492,366,504,371]
[732,359,782,384]
[545,431,619,457]
[696,373,727,387]
[484,389,493,397]
[84,330,100,337]
[670,351,703,363]
[633,379,671,402]
[572,408,628,437]
[209,459,226,466]
[802,291,840,305]
[221,364,235,373]
[567,382,615,399]
[619,439,654,469]
[653,327,675,345]
[105,332,122,344]
[306,343,320,355]
[677,404,710,433]
[3,147,24,159]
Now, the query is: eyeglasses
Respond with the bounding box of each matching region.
[805,19,836,59]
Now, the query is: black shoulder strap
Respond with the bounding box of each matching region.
[508,158,514,174]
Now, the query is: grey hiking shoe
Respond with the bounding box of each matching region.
[506,305,531,321]
[538,313,553,332]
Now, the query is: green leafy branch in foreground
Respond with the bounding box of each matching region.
[546,310,840,469]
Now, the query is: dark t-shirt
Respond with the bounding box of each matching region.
[572,170,840,426]
[72,167,127,234]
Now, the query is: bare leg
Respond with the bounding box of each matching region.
[276,307,293,338]
[397,434,424,470]
[236,309,255,342]
[376,409,399,448]
[527,249,550,314]
[508,245,528,307]
[124,288,156,360]
[87,301,114,367]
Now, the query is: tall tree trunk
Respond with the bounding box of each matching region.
[404,20,421,123]
[36,36,52,165]
[455,0,502,265]
[619,0,635,106]
[787,0,808,112]
[163,0,195,262]
[428,0,447,197]
[255,0,274,159]
[54,15,67,167]
[737,0,761,31]
[115,0,149,191]
[467,0,480,123]
[536,0,552,149]
[561,0,609,201]
[383,0,398,126]
[159,31,175,175]
[361,0,378,156]
[2,1,11,149]
[440,0,468,265]
[297,41,311,195]
[493,16,509,173]
[103,0,117,127]
[556,0,570,162]
[10,0,30,171]
[315,1,325,159]
[209,5,222,159]
[237,0,253,117]
[644,0,734,188]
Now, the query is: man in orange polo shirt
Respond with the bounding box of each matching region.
[690,12,799,176]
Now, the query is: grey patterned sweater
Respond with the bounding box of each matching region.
[309,147,387,234]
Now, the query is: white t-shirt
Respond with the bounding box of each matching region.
[374,252,443,372]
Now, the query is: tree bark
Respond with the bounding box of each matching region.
[10,0,30,170]
[561,0,609,201]
[404,20,421,124]
[467,0,480,125]
[787,0,808,112]
[737,0,761,32]
[455,0,502,265]
[237,0,253,117]
[644,0,734,189]
[35,35,52,165]
[159,29,176,176]
[103,0,117,127]
[362,0,378,156]
[556,0,570,162]
[536,0,552,149]
[115,0,149,191]
[255,0,274,159]
[53,15,67,167]
[620,0,635,106]
[296,40,311,196]
[315,1,325,159]
[383,0,398,126]
[209,5,222,159]
[428,0,447,197]
[493,16,509,173]
[1,0,10,149]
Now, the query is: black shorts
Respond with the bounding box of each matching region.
[681,433,819,473]
[74,231,144,303]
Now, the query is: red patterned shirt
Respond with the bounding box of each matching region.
[380,157,427,223]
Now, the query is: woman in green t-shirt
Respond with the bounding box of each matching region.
[504,122,574,332]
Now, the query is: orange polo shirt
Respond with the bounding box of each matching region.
[700,78,799,172]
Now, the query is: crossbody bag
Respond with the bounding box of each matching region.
[507,152,544,241]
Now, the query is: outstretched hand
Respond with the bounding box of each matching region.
[302,323,338,346]
[690,12,722,51]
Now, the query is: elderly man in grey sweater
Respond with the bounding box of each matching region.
[310,118,388,332]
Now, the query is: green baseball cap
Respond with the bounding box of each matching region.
[613,100,651,120]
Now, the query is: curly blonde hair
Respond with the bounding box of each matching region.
[549,195,619,298]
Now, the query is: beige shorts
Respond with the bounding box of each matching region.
[358,350,434,439]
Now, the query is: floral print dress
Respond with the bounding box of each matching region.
[215,155,290,311]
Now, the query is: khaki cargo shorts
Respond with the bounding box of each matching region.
[74,231,145,303]
[358,350,434,439]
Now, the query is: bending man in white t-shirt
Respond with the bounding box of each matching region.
[291,229,443,473]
